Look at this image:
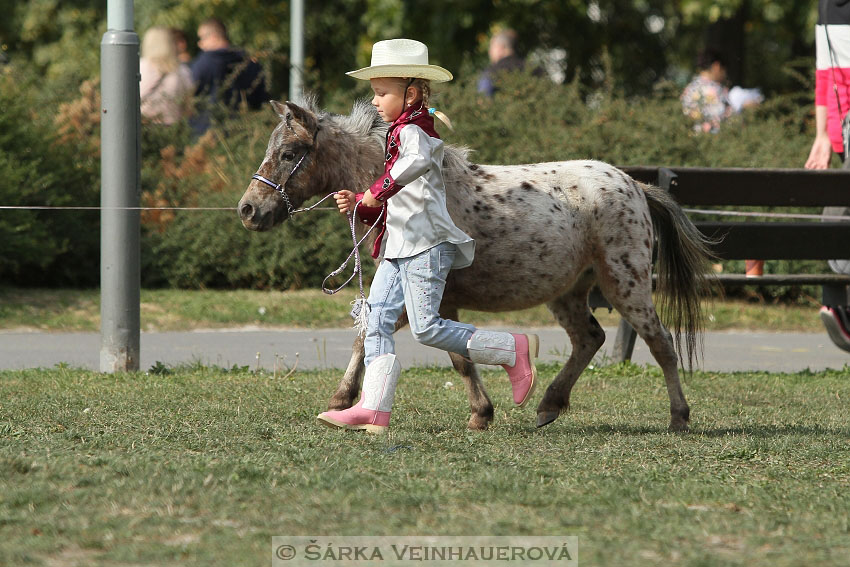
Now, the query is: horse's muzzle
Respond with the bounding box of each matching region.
[238,198,272,231]
[239,201,255,222]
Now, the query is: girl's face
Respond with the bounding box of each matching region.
[370,77,414,123]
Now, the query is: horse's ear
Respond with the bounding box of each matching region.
[279,101,318,136]
[270,100,287,118]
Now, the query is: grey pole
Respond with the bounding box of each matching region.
[289,0,304,102]
[100,0,140,372]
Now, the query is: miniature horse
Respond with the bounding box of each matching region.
[238,99,714,431]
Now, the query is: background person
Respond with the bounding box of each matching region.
[805,0,850,169]
[477,28,535,96]
[807,0,850,349]
[139,26,194,125]
[191,17,268,110]
[680,48,733,134]
[170,27,193,66]
[683,48,765,276]
[190,17,269,134]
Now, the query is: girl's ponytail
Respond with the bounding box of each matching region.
[429,108,454,131]
[408,78,453,130]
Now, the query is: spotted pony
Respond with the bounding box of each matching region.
[238,99,714,431]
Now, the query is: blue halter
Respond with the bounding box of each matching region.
[250,148,310,217]
[250,124,320,216]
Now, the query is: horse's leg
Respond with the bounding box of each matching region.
[596,261,690,432]
[327,304,494,429]
[326,310,410,411]
[536,272,606,428]
[440,306,494,431]
[326,332,364,411]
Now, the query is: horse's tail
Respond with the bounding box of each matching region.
[640,182,718,371]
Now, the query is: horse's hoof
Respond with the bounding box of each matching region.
[468,414,490,431]
[668,420,690,433]
[536,411,560,428]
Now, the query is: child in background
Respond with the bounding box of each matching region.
[317,39,538,433]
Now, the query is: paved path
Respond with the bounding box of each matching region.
[1,326,848,373]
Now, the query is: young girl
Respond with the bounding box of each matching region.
[317,39,538,433]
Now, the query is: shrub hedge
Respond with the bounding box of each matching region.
[2,67,834,300]
[0,72,99,287]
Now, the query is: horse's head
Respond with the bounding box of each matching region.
[238,100,320,231]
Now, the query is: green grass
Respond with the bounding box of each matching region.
[1,363,848,566]
[0,287,826,332]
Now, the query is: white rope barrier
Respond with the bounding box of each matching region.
[2,204,847,220]
[0,206,337,211]
[682,208,850,221]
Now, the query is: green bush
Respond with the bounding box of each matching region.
[2,64,832,301]
[143,194,366,290]
[439,71,812,169]
[0,70,99,286]
[143,73,826,299]
[137,110,371,290]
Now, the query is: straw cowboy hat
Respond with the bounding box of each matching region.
[346,38,453,82]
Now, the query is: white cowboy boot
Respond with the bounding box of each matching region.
[467,330,538,406]
[317,353,401,434]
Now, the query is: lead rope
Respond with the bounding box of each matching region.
[253,174,384,336]
[319,200,386,336]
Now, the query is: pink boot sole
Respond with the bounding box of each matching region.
[509,334,538,407]
[316,414,388,434]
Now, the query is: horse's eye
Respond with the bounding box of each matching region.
[282,151,296,161]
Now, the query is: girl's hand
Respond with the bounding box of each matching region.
[361,189,380,208]
[334,190,355,214]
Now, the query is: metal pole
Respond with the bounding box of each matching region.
[100,0,140,372]
[289,0,304,102]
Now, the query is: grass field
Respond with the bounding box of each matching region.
[0,287,824,332]
[1,362,848,566]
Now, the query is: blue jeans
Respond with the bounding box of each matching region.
[364,242,477,366]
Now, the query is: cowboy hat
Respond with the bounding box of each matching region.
[346,38,453,82]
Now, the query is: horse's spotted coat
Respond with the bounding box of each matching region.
[238,100,713,431]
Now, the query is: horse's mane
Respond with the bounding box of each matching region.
[442,144,473,185]
[312,98,387,151]
[317,97,473,183]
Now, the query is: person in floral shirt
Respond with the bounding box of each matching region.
[681,49,732,133]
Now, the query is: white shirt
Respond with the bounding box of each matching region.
[381,124,475,269]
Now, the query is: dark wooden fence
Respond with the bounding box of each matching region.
[598,166,850,361]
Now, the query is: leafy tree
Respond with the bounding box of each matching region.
[133,0,370,103]
[0,0,823,102]
[0,0,105,93]
[676,0,816,92]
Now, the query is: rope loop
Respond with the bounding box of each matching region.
[321,200,385,296]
